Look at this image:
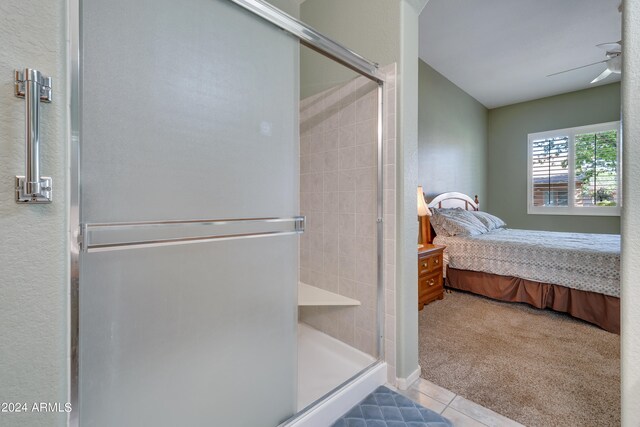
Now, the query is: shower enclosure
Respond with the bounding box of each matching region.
[70,0,386,425]
[297,49,386,411]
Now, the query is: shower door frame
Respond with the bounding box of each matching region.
[68,0,386,425]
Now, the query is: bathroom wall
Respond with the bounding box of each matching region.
[300,0,399,98]
[265,0,300,18]
[382,64,398,384]
[0,1,68,426]
[299,64,397,373]
[621,0,640,424]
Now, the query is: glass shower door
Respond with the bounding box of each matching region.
[77,0,299,425]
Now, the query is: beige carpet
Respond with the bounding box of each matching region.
[419,290,620,427]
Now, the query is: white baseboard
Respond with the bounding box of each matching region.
[285,362,387,427]
[396,365,421,390]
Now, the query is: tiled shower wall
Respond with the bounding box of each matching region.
[299,64,397,383]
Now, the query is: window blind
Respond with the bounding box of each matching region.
[531,136,569,207]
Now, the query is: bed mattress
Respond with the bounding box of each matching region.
[433,228,620,297]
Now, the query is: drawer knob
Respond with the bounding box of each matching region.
[422,262,428,268]
[434,258,439,264]
[428,279,435,286]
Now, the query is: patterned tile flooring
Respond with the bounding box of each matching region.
[394,380,524,427]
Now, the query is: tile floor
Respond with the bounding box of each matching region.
[387,379,524,427]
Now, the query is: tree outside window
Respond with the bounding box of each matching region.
[574,130,617,207]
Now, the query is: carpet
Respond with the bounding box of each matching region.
[419,290,620,427]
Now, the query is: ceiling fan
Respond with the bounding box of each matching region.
[547,41,622,84]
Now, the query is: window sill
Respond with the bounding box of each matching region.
[527,207,621,217]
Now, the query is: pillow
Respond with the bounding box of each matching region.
[429,208,489,237]
[471,211,507,231]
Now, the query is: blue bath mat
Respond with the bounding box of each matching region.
[331,386,452,427]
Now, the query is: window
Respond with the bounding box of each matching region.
[527,121,621,216]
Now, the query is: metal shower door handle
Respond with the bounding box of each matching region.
[14,68,53,203]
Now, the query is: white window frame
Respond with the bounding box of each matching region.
[527,121,621,216]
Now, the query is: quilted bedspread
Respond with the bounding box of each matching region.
[434,228,620,297]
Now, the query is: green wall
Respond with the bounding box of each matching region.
[0,2,69,425]
[418,61,488,206]
[300,0,400,98]
[487,83,621,234]
[396,0,425,383]
[266,0,299,18]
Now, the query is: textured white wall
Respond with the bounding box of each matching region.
[621,0,640,425]
[0,1,68,426]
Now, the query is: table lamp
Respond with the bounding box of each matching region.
[417,186,431,247]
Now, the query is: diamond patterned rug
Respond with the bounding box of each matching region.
[332,386,452,427]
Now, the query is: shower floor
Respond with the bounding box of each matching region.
[297,323,376,410]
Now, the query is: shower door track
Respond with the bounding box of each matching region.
[68,1,386,425]
[227,0,385,83]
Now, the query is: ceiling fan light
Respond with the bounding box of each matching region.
[608,56,622,73]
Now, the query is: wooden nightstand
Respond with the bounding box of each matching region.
[418,244,445,310]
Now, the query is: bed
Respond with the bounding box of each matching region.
[425,192,620,333]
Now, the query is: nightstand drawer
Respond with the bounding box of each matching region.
[418,271,442,293]
[419,273,443,310]
[418,252,442,276]
[418,244,445,310]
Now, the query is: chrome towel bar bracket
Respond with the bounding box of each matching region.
[14,68,52,203]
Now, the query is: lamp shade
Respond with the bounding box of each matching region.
[417,186,430,217]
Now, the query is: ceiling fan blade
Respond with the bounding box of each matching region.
[547,60,607,77]
[591,68,613,84]
[597,41,622,52]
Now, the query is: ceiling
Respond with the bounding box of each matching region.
[419,0,621,108]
